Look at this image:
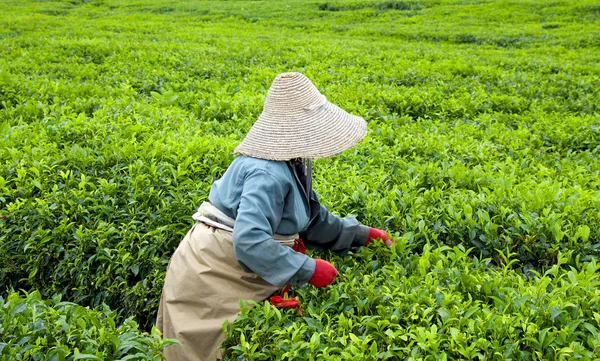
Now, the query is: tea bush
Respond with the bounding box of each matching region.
[222,242,600,360]
[0,0,599,358]
[0,291,176,360]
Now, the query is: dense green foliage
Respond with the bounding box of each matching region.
[0,291,176,360]
[0,0,599,358]
[222,243,600,360]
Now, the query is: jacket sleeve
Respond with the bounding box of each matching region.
[300,191,370,256]
[232,169,316,287]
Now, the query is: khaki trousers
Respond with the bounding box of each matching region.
[156,222,287,360]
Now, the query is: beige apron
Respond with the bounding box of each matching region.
[156,203,295,361]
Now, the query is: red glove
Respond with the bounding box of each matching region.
[269,284,302,314]
[308,259,337,288]
[366,228,393,247]
[270,296,301,309]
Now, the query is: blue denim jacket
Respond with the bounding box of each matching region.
[208,155,370,287]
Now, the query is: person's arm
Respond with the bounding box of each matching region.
[232,169,315,287]
[300,191,370,255]
[301,191,392,254]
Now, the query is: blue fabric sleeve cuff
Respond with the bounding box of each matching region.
[287,256,316,285]
[352,224,371,247]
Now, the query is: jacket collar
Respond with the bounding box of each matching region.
[288,158,312,205]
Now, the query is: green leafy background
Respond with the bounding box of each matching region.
[0,0,599,359]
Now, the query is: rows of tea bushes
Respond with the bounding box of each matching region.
[222,242,600,360]
[1,0,599,358]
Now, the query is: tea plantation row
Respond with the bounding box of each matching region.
[1,291,176,360]
[222,243,600,360]
[1,0,599,359]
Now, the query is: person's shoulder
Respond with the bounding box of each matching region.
[236,155,292,185]
[235,155,288,173]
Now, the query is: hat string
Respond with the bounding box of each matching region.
[303,95,328,111]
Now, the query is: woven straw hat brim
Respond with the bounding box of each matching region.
[234,102,367,161]
[234,72,367,161]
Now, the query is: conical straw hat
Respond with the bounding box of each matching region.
[234,72,367,160]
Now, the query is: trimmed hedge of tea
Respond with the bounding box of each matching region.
[222,242,600,360]
[0,291,176,360]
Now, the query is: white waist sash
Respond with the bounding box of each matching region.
[192,202,298,242]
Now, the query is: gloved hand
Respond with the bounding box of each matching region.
[308,259,337,288]
[366,228,394,248]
